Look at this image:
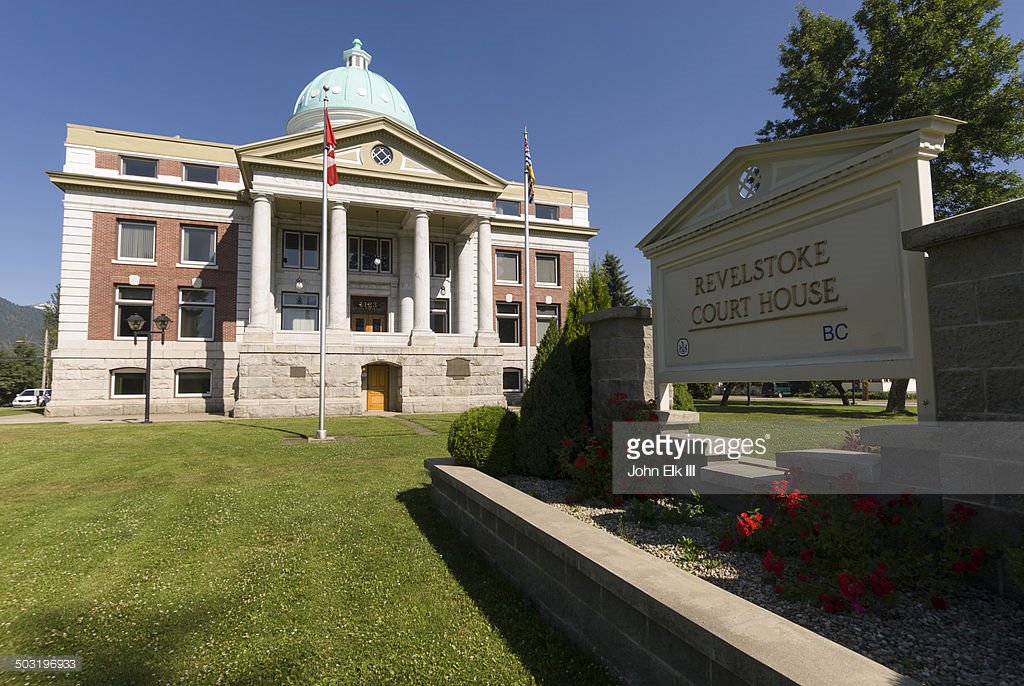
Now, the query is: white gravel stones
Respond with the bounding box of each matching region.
[506,476,1024,686]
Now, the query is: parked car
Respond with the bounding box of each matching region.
[12,388,50,407]
[760,382,792,398]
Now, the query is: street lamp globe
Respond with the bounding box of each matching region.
[127,313,145,332]
[154,314,172,333]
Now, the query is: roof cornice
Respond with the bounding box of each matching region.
[47,171,245,204]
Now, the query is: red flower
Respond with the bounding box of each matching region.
[574,455,587,470]
[562,438,574,448]
[853,497,881,515]
[736,511,765,538]
[798,574,807,583]
[718,539,734,552]
[597,446,609,459]
[774,584,783,594]
[948,503,978,523]
[837,571,864,600]
[867,563,894,597]
[819,594,846,614]
[799,549,815,563]
[762,550,786,578]
[931,596,948,610]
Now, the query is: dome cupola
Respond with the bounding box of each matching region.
[286,39,416,134]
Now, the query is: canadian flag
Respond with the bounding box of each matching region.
[325,109,338,186]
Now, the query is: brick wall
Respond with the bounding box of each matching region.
[95,152,118,170]
[491,247,574,346]
[88,212,238,343]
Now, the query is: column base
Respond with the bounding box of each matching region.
[474,331,500,347]
[327,328,353,345]
[242,328,274,343]
[408,330,437,346]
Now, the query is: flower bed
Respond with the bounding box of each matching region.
[506,476,1024,686]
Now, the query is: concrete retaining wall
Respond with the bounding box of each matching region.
[426,458,913,686]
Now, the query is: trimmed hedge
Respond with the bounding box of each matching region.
[687,383,714,400]
[673,383,696,411]
[447,406,519,476]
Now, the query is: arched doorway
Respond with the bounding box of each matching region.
[361,363,401,411]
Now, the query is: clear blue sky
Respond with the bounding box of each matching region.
[3,0,1024,306]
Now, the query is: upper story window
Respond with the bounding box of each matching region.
[535,204,559,221]
[496,199,521,216]
[115,286,153,338]
[183,163,218,184]
[535,254,560,286]
[430,299,450,334]
[178,288,215,340]
[283,231,320,270]
[431,242,448,277]
[347,236,392,273]
[536,303,560,342]
[121,156,157,178]
[496,302,521,344]
[495,250,520,284]
[181,226,217,265]
[118,220,155,262]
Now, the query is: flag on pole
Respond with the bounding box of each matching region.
[325,109,338,187]
[524,128,535,203]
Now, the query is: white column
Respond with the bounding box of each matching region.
[475,216,495,345]
[455,235,474,334]
[328,201,349,332]
[399,227,413,333]
[413,209,431,332]
[249,192,273,331]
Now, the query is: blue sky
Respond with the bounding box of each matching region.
[3,0,1024,307]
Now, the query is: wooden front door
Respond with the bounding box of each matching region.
[366,365,388,411]
[352,296,388,332]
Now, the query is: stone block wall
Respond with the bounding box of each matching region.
[584,306,659,429]
[903,199,1024,420]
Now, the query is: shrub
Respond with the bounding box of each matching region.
[447,406,519,476]
[518,326,587,477]
[673,384,695,411]
[688,383,714,400]
[563,266,611,420]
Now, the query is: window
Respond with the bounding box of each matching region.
[115,286,153,338]
[431,242,448,277]
[111,369,146,398]
[118,220,155,261]
[496,199,521,216]
[121,156,157,177]
[183,163,218,184]
[348,237,392,273]
[497,302,520,344]
[179,288,215,340]
[430,299,450,334]
[536,254,560,286]
[176,369,212,396]
[281,292,319,331]
[495,250,520,283]
[535,204,559,220]
[536,304,560,342]
[502,368,523,392]
[283,231,319,269]
[371,145,393,165]
[181,226,217,265]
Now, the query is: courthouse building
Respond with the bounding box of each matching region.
[46,40,596,417]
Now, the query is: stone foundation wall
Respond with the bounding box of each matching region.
[45,343,237,417]
[232,343,506,418]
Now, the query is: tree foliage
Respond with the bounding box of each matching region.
[0,341,43,404]
[759,0,1024,218]
[601,252,638,307]
[564,266,612,419]
[43,284,59,348]
[517,324,587,477]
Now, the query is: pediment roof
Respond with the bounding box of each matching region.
[637,115,962,256]
[236,116,507,194]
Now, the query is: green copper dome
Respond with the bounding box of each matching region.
[287,39,416,134]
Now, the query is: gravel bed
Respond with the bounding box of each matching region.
[507,476,1024,686]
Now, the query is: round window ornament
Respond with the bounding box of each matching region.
[371,145,394,166]
[738,165,762,199]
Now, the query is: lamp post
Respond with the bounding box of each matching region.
[127,312,171,424]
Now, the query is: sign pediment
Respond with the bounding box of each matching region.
[236,116,507,194]
[638,115,962,255]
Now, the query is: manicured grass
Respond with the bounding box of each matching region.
[0,417,611,685]
[0,407,43,417]
[691,400,918,461]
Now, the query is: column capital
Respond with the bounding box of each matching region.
[251,191,274,204]
[328,200,350,211]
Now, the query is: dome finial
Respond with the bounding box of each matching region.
[344,38,372,69]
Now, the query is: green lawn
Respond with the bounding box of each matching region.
[0,407,43,417]
[0,416,610,685]
[690,400,918,461]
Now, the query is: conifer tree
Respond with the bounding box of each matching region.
[601,252,638,307]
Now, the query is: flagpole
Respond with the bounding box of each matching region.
[316,87,329,440]
[523,127,532,387]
